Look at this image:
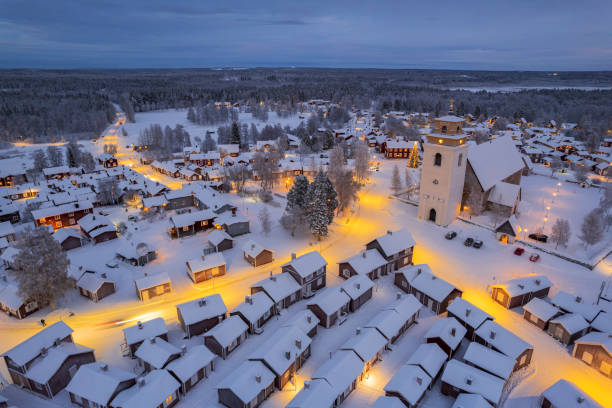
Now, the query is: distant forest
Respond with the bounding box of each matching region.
[1,68,612,143]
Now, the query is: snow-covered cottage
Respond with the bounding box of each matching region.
[425,317,467,358]
[540,379,603,408]
[365,293,421,344]
[547,314,590,346]
[474,320,534,371]
[176,294,227,338]
[406,343,447,383]
[441,359,504,407]
[251,272,301,312]
[339,327,387,372]
[446,297,493,340]
[491,274,552,309]
[572,332,612,378]
[286,378,336,408]
[116,241,157,266]
[307,286,351,328]
[551,291,603,323]
[165,345,216,395]
[52,227,83,250]
[66,362,136,408]
[216,360,275,408]
[285,309,320,338]
[77,213,117,243]
[111,369,180,408]
[0,283,41,319]
[168,210,216,239]
[462,342,515,382]
[134,273,171,301]
[394,264,462,314]
[384,364,432,408]
[365,228,416,274]
[522,297,562,330]
[338,249,387,280]
[123,318,168,358]
[204,315,249,360]
[76,272,116,303]
[186,253,226,283]
[230,292,275,334]
[340,274,374,312]
[242,240,273,267]
[310,349,364,407]
[281,251,327,298]
[135,337,181,373]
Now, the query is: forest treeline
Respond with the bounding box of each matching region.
[1,69,612,144]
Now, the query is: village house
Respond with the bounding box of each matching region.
[0,221,15,242]
[98,153,118,168]
[494,215,522,244]
[338,249,387,280]
[217,360,275,408]
[32,200,93,230]
[286,378,336,408]
[134,273,172,301]
[123,318,168,358]
[307,286,351,328]
[522,297,562,330]
[214,211,250,237]
[176,294,227,338]
[551,291,603,323]
[217,144,240,157]
[491,275,553,309]
[572,332,612,378]
[110,369,181,408]
[382,139,411,158]
[425,317,467,358]
[187,152,221,167]
[281,250,327,298]
[547,313,590,346]
[115,241,157,266]
[66,362,136,408]
[135,337,181,373]
[0,283,41,319]
[168,209,216,239]
[0,158,28,187]
[76,272,116,303]
[590,313,612,334]
[365,293,421,344]
[285,309,320,338]
[52,227,83,250]
[186,253,227,283]
[384,364,432,408]
[540,379,603,408]
[365,228,416,274]
[453,393,494,408]
[242,240,274,267]
[446,297,493,341]
[474,320,534,371]
[206,229,234,252]
[251,272,301,312]
[77,213,117,243]
[340,274,375,312]
[204,315,249,360]
[311,349,364,407]
[406,343,447,383]
[340,327,387,372]
[230,292,275,334]
[165,345,216,395]
[43,166,81,180]
[441,359,504,407]
[394,264,463,314]
[249,326,312,390]
[0,203,20,224]
[463,342,515,383]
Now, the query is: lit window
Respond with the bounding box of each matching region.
[165,395,173,405]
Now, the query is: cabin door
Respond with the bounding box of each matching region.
[428,209,436,222]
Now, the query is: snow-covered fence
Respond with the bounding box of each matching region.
[389,194,418,207]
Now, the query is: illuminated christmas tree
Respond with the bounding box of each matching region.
[407,141,419,168]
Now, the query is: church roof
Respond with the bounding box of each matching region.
[467,136,525,192]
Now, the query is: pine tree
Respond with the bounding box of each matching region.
[407,141,419,168]
[311,172,338,225]
[391,164,402,194]
[282,175,310,235]
[187,107,196,122]
[231,122,241,145]
[308,184,330,240]
[10,228,72,310]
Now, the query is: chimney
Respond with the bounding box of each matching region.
[304,381,310,389]
[101,273,107,279]
[451,328,456,337]
[270,276,277,282]
[181,345,187,356]
[518,284,525,290]
[307,316,312,324]
[255,375,261,383]
[396,292,402,300]
[387,230,392,235]
[465,376,473,386]
[416,376,423,386]
[199,299,207,307]
[356,283,361,290]
[291,252,296,260]
[535,279,541,285]
[416,268,422,275]
[101,363,109,371]
[296,340,302,349]
[465,308,471,317]
[285,351,291,360]
[251,244,255,250]
[41,347,47,357]
[137,321,143,329]
[138,378,146,387]
[54,338,61,347]
[362,251,366,258]
[356,328,361,335]
[489,331,496,340]
[575,296,582,303]
[577,397,585,404]
[150,337,156,344]
[246,296,252,304]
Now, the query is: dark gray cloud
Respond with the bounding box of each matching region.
[1,0,611,69]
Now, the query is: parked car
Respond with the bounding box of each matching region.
[473,240,483,249]
[99,210,110,216]
[529,253,540,262]
[464,237,474,247]
[528,233,548,243]
[445,231,457,240]
[127,215,138,222]
[514,247,525,256]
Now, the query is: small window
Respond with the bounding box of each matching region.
[582,351,593,365]
[600,361,612,376]
[165,395,173,405]
[434,153,442,166]
[456,126,460,132]
[441,125,447,133]
[458,153,463,167]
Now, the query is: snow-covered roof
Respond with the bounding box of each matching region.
[217,144,240,154]
[591,312,612,334]
[52,227,81,243]
[135,337,181,370]
[406,343,447,379]
[31,200,93,220]
[523,297,560,321]
[311,349,364,397]
[77,213,112,233]
[493,274,552,298]
[231,292,274,325]
[452,393,493,408]
[447,298,492,330]
[371,396,406,408]
[436,115,464,123]
[176,294,227,325]
[385,139,412,149]
[116,240,155,260]
[242,239,272,258]
[217,360,274,403]
[385,293,422,317]
[364,309,404,341]
[2,321,73,367]
[252,273,300,303]
[463,342,515,381]
[88,225,116,239]
[249,326,311,376]
[207,229,233,247]
[551,291,602,322]
[204,315,248,348]
[112,370,180,408]
[441,359,504,406]
[404,265,458,302]
[65,362,136,406]
[0,283,25,311]
[340,274,374,300]
[475,320,533,359]
[425,317,467,352]
[186,253,226,274]
[26,343,93,384]
[123,318,167,346]
[575,332,612,355]
[541,379,602,408]
[166,345,216,382]
[383,364,431,406]
[286,378,336,408]
[135,273,170,291]
[367,229,416,257]
[0,221,15,238]
[169,209,216,228]
[467,136,525,191]
[283,309,319,335]
[340,249,387,276]
[282,251,327,278]
[340,326,387,363]
[307,286,351,315]
[550,313,589,335]
[77,273,114,293]
[488,182,520,207]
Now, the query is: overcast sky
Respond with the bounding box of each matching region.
[1,0,611,70]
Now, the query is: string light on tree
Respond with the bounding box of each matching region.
[407,141,420,168]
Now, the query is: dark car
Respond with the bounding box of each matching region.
[473,240,483,249]
[514,247,525,256]
[464,237,474,247]
[528,233,548,243]
[445,231,457,240]
[529,253,540,262]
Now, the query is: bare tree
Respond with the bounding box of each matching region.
[10,227,72,310]
[335,169,359,214]
[352,139,370,183]
[259,206,271,235]
[579,208,605,248]
[473,130,489,144]
[46,145,64,167]
[550,218,571,249]
[600,185,612,217]
[327,145,345,185]
[391,164,402,194]
[573,165,589,183]
[252,152,277,192]
[549,157,562,178]
[97,177,121,205]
